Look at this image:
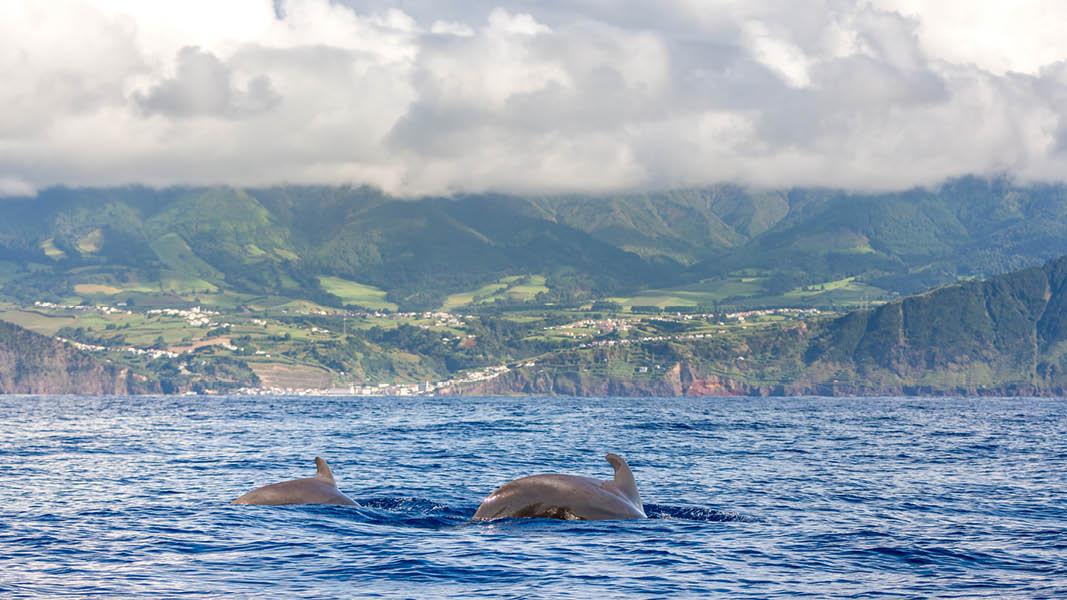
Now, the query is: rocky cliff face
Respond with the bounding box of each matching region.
[450,361,1065,397]
[0,321,159,395]
[448,363,772,397]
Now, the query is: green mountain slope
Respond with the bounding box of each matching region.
[0,187,681,310]
[702,179,1067,296]
[518,187,795,266]
[5,178,1067,312]
[798,258,1064,392]
[458,255,1067,396]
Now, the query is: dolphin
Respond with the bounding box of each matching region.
[232,457,357,506]
[473,453,646,521]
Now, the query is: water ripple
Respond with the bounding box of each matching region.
[0,395,1064,598]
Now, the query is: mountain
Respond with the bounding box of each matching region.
[519,187,790,263]
[458,255,1067,396]
[0,186,678,310]
[530,179,1067,301]
[5,177,1067,311]
[704,179,1067,295]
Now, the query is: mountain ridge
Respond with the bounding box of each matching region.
[4,177,1067,313]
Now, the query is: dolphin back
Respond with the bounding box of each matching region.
[473,454,647,521]
[232,457,357,506]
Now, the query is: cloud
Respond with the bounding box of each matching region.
[0,177,35,198]
[135,46,280,118]
[3,0,1067,195]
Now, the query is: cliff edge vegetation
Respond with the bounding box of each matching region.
[456,256,1067,396]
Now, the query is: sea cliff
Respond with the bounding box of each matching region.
[0,321,159,394]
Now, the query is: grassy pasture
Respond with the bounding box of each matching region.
[159,273,219,294]
[441,282,508,310]
[608,275,766,309]
[0,310,77,335]
[607,272,891,310]
[781,276,889,307]
[73,284,124,295]
[73,281,163,296]
[503,275,549,301]
[75,228,104,253]
[440,275,549,310]
[319,276,397,310]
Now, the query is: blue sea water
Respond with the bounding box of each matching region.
[0,396,1064,598]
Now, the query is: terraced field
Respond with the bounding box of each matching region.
[248,361,334,389]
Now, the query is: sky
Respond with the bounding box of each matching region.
[3,0,1067,197]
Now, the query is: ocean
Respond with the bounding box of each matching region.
[0,395,1064,598]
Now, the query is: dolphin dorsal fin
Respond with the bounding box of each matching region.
[314,457,336,484]
[605,453,642,509]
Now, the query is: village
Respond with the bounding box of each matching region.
[9,298,826,397]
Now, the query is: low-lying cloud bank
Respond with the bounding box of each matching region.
[4,0,1067,196]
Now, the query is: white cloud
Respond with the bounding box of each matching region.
[430,21,474,37]
[3,0,1067,195]
[134,46,280,117]
[0,177,35,197]
[874,0,1067,75]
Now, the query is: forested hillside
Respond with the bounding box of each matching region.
[4,178,1067,311]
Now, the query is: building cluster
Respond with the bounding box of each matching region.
[726,308,821,321]
[578,331,719,349]
[56,337,178,359]
[396,311,469,328]
[34,301,131,315]
[548,318,631,335]
[234,364,511,397]
[145,306,221,327]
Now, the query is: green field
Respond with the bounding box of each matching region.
[608,272,891,310]
[0,309,77,335]
[781,276,887,306]
[272,299,340,314]
[506,275,549,300]
[784,276,862,296]
[73,282,160,296]
[441,282,507,310]
[440,275,549,310]
[608,275,767,309]
[73,284,125,295]
[159,273,219,294]
[319,276,397,310]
